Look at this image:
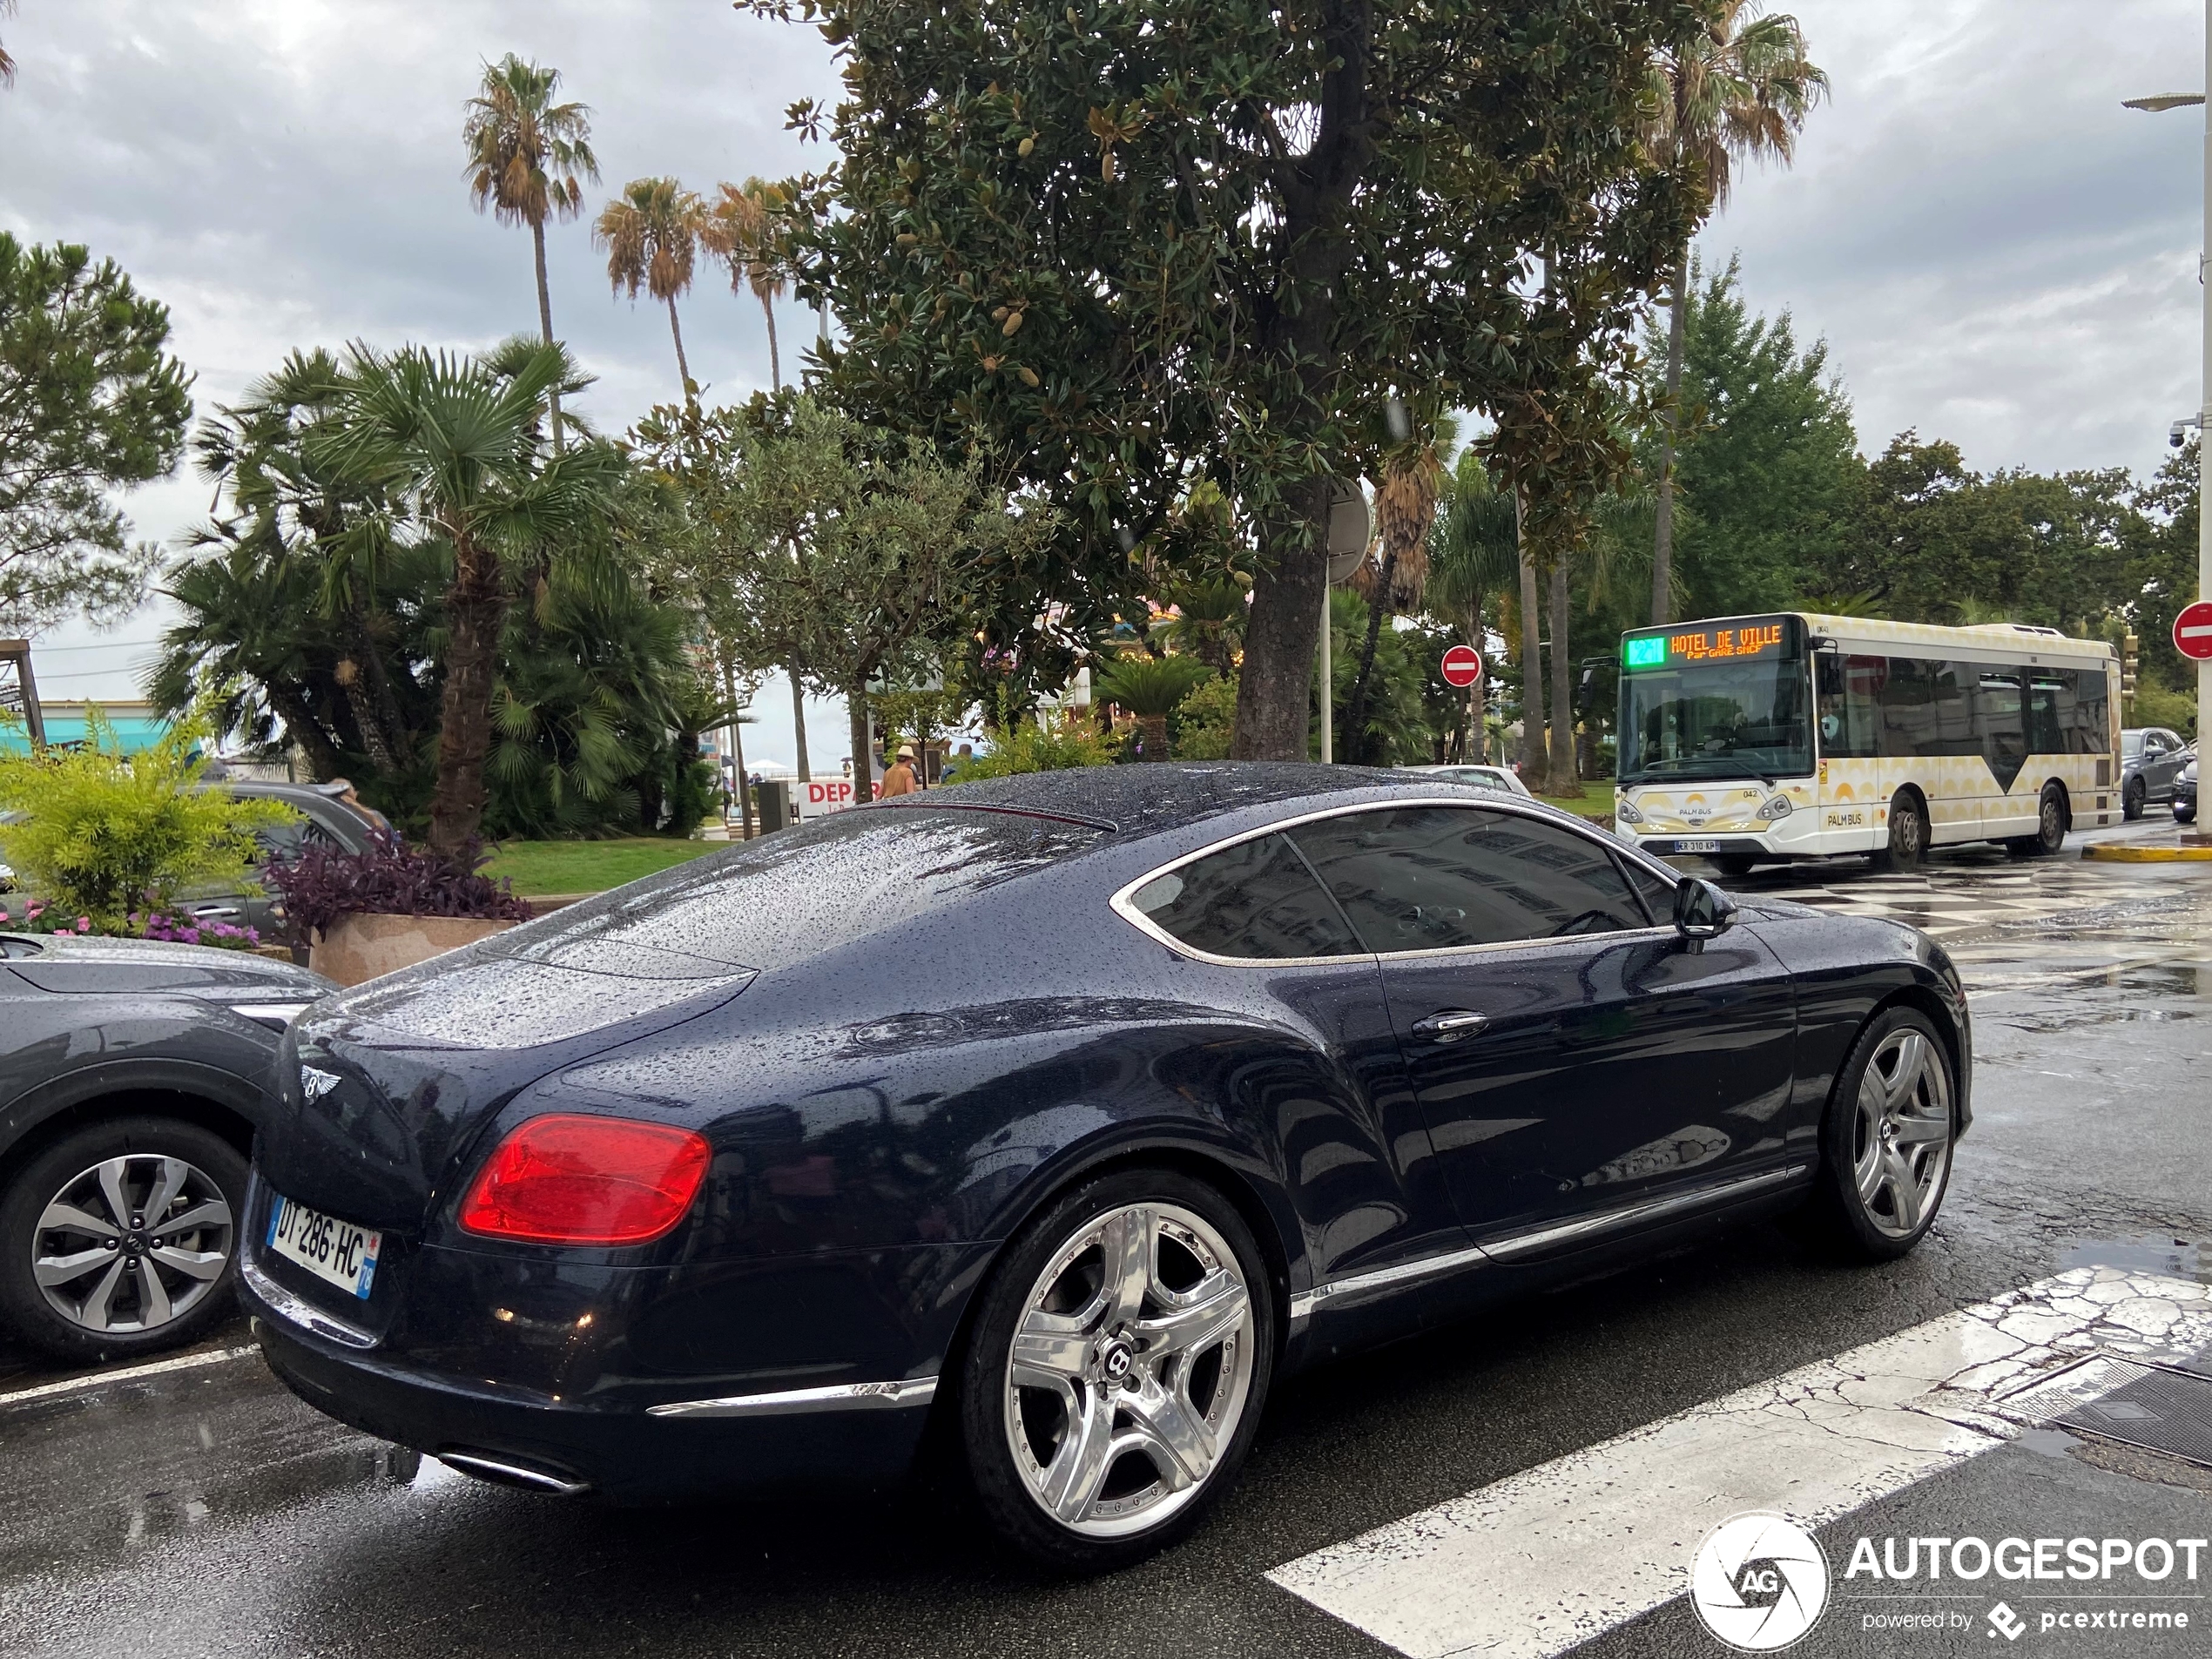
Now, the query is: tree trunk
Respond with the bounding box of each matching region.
[722,661,754,839]
[1548,556,1579,796]
[1515,492,1547,792]
[1231,481,1332,759]
[1651,248,1689,627]
[337,666,395,776]
[1140,712,1169,759]
[788,666,812,780]
[534,219,563,454]
[1467,596,1487,764]
[1343,547,1398,766]
[760,290,781,392]
[269,684,346,783]
[667,297,694,400]
[847,684,875,804]
[427,548,507,857]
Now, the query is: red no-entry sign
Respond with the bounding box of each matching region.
[1440,645,1484,689]
[2176,600,2212,663]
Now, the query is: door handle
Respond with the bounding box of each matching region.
[1412,1009,1489,1042]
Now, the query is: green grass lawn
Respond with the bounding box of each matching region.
[1533,789,1614,819]
[482,837,723,897]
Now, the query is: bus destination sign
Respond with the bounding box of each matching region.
[1622,618,1790,671]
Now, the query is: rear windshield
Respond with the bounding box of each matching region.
[485,805,1103,974]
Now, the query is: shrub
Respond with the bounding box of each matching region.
[262,828,533,947]
[948,708,1119,780]
[5,900,264,951]
[1172,674,1238,761]
[0,706,294,928]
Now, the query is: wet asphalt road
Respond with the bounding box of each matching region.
[4,824,2209,1659]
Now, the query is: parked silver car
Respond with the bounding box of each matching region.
[2120,728,2191,819]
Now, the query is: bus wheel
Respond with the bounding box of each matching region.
[1871,791,1927,873]
[2007,784,2067,858]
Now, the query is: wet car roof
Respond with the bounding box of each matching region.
[873,761,1408,839]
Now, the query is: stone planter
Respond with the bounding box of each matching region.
[309,913,520,988]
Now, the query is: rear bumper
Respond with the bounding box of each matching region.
[246,1295,939,1502]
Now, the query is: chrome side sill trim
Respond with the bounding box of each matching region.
[1477,1163,1811,1263]
[1289,1164,1812,1323]
[645,1376,940,1420]
[242,1256,378,1350]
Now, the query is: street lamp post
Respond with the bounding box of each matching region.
[2127,12,2212,752]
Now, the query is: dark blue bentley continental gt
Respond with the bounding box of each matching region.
[241,765,1969,1569]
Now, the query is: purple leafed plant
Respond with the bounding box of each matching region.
[262,830,533,948]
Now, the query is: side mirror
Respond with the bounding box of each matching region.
[1672,877,1738,948]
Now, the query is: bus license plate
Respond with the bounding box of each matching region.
[266,1190,381,1299]
[1674,839,1721,854]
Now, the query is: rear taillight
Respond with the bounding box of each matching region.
[458,1115,711,1245]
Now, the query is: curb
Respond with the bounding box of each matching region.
[2080,843,2212,862]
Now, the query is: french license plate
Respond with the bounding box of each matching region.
[266,1190,381,1299]
[1674,839,1722,853]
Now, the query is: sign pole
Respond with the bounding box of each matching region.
[1320,576,1332,765]
[2200,4,2210,752]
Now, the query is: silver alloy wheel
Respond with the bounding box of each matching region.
[1002,1201,1256,1539]
[1890,798,1925,863]
[32,1155,235,1333]
[1851,1029,1952,1239]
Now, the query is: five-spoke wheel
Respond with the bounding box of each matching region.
[1811,1008,1956,1258]
[0,1116,246,1360]
[961,1169,1271,1568]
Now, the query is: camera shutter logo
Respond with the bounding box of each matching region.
[1690,1512,1831,1651]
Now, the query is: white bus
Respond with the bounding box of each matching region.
[1613,612,2120,874]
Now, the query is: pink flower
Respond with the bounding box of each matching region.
[75,917,91,932]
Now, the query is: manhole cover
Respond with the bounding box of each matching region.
[2000,1355,2212,1470]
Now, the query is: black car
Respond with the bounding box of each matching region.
[179,780,388,935]
[241,765,1969,1569]
[2121,726,2191,819]
[0,934,331,1359]
[2175,753,2197,825]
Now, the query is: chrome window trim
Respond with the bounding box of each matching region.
[1109,794,1685,968]
[243,1256,378,1350]
[645,1376,939,1420]
[1287,1163,1810,1322]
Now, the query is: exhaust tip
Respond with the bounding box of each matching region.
[437,1449,591,1496]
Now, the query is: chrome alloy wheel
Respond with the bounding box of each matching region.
[33,1156,235,1333]
[1002,1202,1256,1539]
[1851,1028,1952,1239]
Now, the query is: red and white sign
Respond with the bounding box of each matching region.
[1440,645,1485,689]
[797,778,857,818]
[2175,599,2212,663]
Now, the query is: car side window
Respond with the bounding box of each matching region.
[1126,833,1362,961]
[1289,806,1650,953]
[1616,856,1680,924]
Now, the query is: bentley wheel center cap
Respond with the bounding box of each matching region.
[1100,1338,1136,1382]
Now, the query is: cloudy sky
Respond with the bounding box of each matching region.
[2,0,2204,767]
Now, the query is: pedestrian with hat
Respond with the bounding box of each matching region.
[879,743,920,798]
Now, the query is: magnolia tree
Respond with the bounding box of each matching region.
[745,0,1708,757]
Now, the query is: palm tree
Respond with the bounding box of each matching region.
[702,179,792,390]
[1426,455,1519,762]
[0,1,17,89]
[462,55,599,451]
[314,338,627,854]
[1648,3,1826,625]
[1095,655,1212,760]
[596,178,705,399]
[1345,423,1448,762]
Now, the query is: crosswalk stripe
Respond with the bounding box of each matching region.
[1265,1269,2212,1659]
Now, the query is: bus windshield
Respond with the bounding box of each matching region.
[1618,657,1812,783]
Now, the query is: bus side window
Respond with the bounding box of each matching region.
[1879,658,1935,757]
[2026,672,2069,757]
[2072,670,2109,753]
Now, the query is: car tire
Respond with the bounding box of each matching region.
[2178,806,2198,825]
[956,1167,1275,1572]
[1715,855,1758,879]
[1869,790,1928,873]
[0,1116,247,1363]
[2006,783,2067,857]
[1805,1008,1957,1262]
[2122,777,2146,821]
